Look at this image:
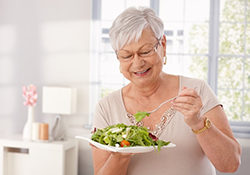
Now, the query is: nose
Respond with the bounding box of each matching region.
[132,53,145,67]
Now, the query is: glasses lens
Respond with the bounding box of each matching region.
[117,51,133,61]
[117,41,159,61]
[139,48,154,57]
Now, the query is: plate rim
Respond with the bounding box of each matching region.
[75,134,176,153]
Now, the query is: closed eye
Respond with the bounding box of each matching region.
[122,54,133,59]
[139,50,152,56]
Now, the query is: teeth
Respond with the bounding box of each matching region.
[136,69,148,74]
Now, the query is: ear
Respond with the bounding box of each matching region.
[161,35,167,56]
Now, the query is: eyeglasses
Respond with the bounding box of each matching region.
[116,38,161,62]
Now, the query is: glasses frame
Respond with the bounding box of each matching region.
[116,38,162,62]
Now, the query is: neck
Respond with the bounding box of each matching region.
[130,72,168,100]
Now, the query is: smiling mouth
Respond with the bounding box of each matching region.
[134,68,151,75]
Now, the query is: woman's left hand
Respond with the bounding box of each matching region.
[172,86,204,129]
[172,87,241,172]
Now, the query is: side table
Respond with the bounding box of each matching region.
[0,135,78,175]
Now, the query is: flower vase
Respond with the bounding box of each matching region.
[22,106,35,141]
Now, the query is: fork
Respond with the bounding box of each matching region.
[147,96,178,114]
[134,86,197,122]
[147,86,198,114]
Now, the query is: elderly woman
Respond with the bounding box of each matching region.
[91,6,241,175]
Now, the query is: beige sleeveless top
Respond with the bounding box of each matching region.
[93,76,220,175]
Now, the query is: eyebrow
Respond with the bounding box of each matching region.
[119,41,157,52]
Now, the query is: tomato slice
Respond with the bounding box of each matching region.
[120,140,130,147]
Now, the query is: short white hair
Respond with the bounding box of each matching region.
[109,6,164,51]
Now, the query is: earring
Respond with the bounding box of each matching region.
[119,65,122,73]
[163,56,167,65]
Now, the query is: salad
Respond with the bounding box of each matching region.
[91,123,170,152]
[134,111,150,122]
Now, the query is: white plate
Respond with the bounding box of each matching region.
[75,134,176,153]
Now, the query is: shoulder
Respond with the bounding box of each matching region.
[93,88,125,129]
[179,75,207,89]
[99,88,122,105]
[180,76,221,114]
[96,88,125,113]
[180,75,214,94]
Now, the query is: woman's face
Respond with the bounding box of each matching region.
[118,28,167,87]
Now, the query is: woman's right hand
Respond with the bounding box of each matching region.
[91,144,132,175]
[90,142,134,157]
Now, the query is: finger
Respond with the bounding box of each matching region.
[89,143,98,148]
[173,106,196,117]
[173,101,202,117]
[111,151,134,158]
[179,90,198,98]
[179,87,199,98]
[173,102,200,115]
[174,96,202,109]
[173,96,196,105]
[173,102,194,111]
[173,96,202,110]
[182,86,187,90]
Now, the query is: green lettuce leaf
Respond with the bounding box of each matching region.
[134,111,150,122]
[91,123,171,154]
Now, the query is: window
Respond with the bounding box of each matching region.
[90,0,250,137]
[160,0,209,80]
[218,0,250,122]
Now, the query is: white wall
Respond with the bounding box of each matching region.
[0,0,93,174]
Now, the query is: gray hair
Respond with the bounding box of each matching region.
[109,6,164,51]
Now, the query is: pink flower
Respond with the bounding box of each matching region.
[22,84,38,106]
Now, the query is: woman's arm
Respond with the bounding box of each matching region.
[194,105,241,172]
[172,87,241,173]
[92,146,132,175]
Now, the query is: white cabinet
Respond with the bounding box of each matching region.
[0,135,78,175]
